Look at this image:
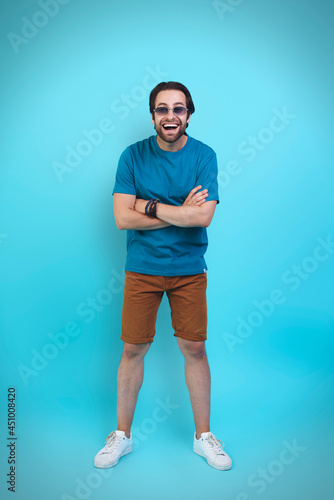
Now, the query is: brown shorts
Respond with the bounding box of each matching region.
[121,271,207,344]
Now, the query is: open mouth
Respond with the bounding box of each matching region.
[162,123,179,131]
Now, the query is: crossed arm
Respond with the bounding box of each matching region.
[113,186,217,230]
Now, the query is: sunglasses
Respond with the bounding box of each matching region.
[153,106,188,116]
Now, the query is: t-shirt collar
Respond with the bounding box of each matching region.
[152,133,191,155]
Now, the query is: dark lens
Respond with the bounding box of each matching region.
[173,107,187,115]
[155,107,168,115]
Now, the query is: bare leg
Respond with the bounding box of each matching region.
[177,337,211,439]
[116,342,151,438]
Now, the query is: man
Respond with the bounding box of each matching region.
[94,81,232,471]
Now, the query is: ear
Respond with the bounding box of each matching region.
[151,113,155,125]
[187,113,191,125]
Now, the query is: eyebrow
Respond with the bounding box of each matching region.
[156,102,186,107]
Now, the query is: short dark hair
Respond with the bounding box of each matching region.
[149,81,195,117]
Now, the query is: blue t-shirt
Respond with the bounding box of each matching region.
[112,134,219,276]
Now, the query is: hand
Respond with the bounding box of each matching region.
[183,185,208,206]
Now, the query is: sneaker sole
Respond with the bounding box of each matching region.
[193,447,232,471]
[94,446,133,469]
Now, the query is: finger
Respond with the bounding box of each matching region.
[192,191,208,202]
[186,193,208,206]
[183,187,207,205]
[187,185,202,199]
[196,199,207,206]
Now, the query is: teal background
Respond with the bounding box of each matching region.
[1,0,333,499]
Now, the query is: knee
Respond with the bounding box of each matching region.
[122,341,151,360]
[178,339,207,360]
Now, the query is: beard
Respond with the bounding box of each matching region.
[154,120,188,144]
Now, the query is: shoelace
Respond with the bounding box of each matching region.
[205,433,225,454]
[103,431,122,452]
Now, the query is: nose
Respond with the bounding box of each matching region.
[166,108,177,119]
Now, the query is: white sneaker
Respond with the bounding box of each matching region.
[193,431,232,470]
[94,430,133,468]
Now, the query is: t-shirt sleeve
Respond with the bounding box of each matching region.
[196,150,220,204]
[112,147,136,196]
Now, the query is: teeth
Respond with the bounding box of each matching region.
[163,124,178,129]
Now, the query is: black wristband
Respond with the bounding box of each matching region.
[148,199,159,218]
[145,199,153,215]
